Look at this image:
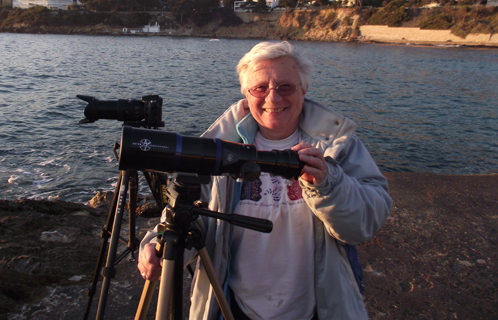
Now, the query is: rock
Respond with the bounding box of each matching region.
[87,191,162,218]
[87,191,115,210]
[136,201,162,218]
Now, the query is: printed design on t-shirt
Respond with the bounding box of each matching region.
[240,178,262,201]
[286,178,303,200]
[240,176,303,203]
[263,176,283,202]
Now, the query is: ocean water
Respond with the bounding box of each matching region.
[0,33,497,203]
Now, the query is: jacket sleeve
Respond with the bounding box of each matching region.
[299,135,392,245]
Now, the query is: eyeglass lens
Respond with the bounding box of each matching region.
[249,84,298,98]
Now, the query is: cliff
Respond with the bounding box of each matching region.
[1,172,497,319]
[2,6,498,47]
[189,8,498,46]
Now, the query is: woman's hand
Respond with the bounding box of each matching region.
[137,243,162,281]
[292,141,327,185]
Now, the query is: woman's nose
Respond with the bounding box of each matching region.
[265,87,282,102]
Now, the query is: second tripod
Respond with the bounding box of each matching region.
[83,167,167,320]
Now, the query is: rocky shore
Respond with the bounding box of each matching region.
[1,172,497,319]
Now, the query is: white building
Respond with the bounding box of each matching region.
[142,22,160,33]
[13,0,78,10]
[123,22,161,34]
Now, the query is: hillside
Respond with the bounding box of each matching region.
[1,4,498,46]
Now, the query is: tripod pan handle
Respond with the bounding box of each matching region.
[226,213,273,233]
[191,206,273,233]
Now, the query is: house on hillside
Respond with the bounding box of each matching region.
[123,22,161,34]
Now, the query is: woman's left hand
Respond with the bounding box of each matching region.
[292,142,327,185]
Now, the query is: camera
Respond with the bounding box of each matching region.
[118,126,304,181]
[77,95,164,128]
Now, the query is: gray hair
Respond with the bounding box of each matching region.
[236,41,313,95]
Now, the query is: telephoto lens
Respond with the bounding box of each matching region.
[77,95,163,128]
[118,126,304,181]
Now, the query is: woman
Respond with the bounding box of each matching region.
[139,41,392,319]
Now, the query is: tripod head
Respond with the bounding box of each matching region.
[163,173,273,234]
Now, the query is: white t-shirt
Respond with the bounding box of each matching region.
[229,129,316,320]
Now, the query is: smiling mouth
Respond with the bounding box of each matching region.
[264,108,285,113]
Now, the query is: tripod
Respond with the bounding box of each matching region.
[135,174,273,320]
[83,145,167,320]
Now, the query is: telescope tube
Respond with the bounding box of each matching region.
[118,126,304,181]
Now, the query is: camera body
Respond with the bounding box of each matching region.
[77,95,164,128]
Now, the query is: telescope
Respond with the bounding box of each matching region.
[118,126,305,181]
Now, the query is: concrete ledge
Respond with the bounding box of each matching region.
[360,25,498,46]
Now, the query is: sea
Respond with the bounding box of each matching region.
[0,33,497,203]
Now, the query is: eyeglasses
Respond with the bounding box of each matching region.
[247,83,301,98]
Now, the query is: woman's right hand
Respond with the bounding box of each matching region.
[137,243,163,281]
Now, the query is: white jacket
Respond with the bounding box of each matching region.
[145,98,392,319]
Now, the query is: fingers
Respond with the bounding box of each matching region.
[292,141,327,185]
[138,243,162,281]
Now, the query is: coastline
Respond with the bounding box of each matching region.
[1,172,497,318]
[2,9,498,48]
[4,27,497,49]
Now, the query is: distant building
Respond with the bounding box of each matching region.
[123,22,161,34]
[142,22,160,33]
[12,0,79,10]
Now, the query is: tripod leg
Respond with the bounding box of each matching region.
[156,239,178,320]
[135,240,163,320]
[83,171,123,320]
[198,248,234,320]
[135,279,157,320]
[128,171,139,252]
[96,170,131,320]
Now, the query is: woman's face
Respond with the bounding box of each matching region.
[244,56,306,140]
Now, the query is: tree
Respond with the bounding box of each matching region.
[256,0,269,11]
[167,0,192,22]
[168,0,219,25]
[279,0,299,7]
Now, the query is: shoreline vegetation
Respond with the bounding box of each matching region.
[1,172,497,318]
[1,2,498,47]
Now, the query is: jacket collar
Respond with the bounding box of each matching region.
[201,98,358,155]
